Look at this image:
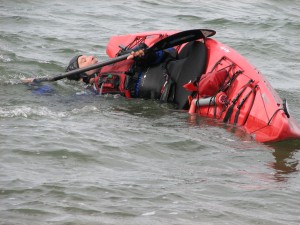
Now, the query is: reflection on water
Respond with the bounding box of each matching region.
[188,114,300,183]
[187,114,254,141]
[266,140,300,182]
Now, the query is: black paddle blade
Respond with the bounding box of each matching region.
[201,29,216,38]
[149,29,216,52]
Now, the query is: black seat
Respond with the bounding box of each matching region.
[167,41,207,109]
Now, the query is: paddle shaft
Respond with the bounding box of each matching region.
[33,29,215,83]
[35,54,129,82]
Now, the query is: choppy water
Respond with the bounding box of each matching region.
[1,0,300,224]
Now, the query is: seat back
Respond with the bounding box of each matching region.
[167,41,207,109]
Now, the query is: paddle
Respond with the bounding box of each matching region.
[27,29,216,83]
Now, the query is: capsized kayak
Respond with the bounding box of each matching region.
[94,29,300,143]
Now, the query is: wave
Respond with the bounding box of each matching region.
[0,105,67,118]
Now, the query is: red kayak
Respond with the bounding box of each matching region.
[94,29,300,143]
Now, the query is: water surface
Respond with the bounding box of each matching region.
[1,1,300,224]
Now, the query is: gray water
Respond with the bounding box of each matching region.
[1,1,300,224]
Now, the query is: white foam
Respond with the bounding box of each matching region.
[0,105,67,118]
[0,54,12,62]
[142,211,156,216]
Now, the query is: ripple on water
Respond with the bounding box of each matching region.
[1,0,300,225]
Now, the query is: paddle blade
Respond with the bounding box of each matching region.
[149,29,216,52]
[201,29,216,38]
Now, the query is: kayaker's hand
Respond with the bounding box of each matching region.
[127,49,145,60]
[89,78,95,84]
[21,78,36,84]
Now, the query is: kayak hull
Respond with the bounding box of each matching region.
[192,38,300,142]
[97,30,300,143]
